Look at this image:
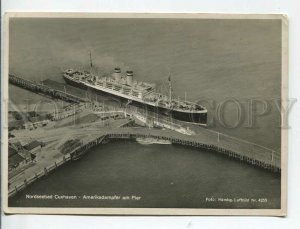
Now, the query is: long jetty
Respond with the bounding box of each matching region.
[9,74,86,104]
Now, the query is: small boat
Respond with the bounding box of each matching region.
[136,137,171,145]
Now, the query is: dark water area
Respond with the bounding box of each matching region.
[9,140,280,209]
[9,18,282,151]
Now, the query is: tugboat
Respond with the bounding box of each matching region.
[136,137,172,145]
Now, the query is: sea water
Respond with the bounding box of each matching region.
[9,140,280,208]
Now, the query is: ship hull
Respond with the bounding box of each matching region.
[63,76,207,125]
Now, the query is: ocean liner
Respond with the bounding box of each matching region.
[63,60,207,125]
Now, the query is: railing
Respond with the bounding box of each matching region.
[192,127,280,168]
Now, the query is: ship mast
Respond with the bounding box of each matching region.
[89,50,93,71]
[168,72,172,108]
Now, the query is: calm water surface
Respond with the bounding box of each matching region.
[9,140,280,208]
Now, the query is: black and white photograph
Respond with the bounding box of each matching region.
[2,13,287,215]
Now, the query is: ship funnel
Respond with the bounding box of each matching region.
[114,67,121,73]
[126,70,133,85]
[112,67,121,81]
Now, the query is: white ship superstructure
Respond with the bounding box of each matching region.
[63,66,207,125]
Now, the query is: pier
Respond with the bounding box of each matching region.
[9,74,86,104]
[7,74,281,198]
[70,127,281,173]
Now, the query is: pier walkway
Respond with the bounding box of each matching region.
[9,74,86,103]
[71,127,280,172]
